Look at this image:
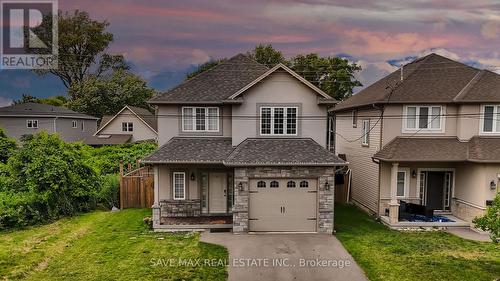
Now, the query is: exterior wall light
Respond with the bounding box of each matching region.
[237,182,243,191]
[190,173,195,181]
[325,180,330,190]
[490,180,497,190]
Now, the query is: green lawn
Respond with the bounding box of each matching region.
[0,209,227,281]
[335,203,500,281]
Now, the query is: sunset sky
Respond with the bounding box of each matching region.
[1,0,500,106]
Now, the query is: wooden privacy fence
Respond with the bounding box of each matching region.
[119,161,154,209]
[334,171,351,203]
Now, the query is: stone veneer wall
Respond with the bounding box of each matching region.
[233,166,334,233]
[160,199,201,217]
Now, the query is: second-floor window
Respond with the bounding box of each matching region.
[122,122,133,132]
[361,120,370,146]
[260,107,297,135]
[405,105,442,131]
[27,120,38,128]
[482,105,500,133]
[182,107,219,132]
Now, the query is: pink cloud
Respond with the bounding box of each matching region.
[239,34,314,43]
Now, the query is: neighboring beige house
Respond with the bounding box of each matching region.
[333,53,500,228]
[86,105,157,145]
[0,102,98,142]
[143,54,346,233]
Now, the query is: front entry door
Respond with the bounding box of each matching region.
[426,172,445,210]
[209,173,227,213]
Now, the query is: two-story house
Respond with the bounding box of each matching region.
[333,53,500,228]
[0,102,98,142]
[143,54,346,233]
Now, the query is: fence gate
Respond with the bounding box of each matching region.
[120,162,154,209]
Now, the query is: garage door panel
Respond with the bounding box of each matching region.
[249,178,317,232]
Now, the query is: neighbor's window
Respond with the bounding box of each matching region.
[27,120,38,128]
[81,122,85,132]
[173,172,186,200]
[362,120,370,146]
[405,106,442,130]
[182,107,219,132]
[72,120,77,128]
[396,170,407,198]
[352,110,358,128]
[260,106,297,135]
[482,105,500,133]
[122,122,133,132]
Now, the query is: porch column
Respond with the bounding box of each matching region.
[389,162,399,224]
[152,165,160,228]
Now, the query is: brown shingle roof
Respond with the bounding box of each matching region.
[149,54,269,104]
[224,138,346,166]
[333,53,499,112]
[0,102,98,119]
[142,137,233,164]
[127,106,157,131]
[374,136,500,163]
[83,134,132,145]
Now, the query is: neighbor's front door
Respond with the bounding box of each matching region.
[209,172,227,213]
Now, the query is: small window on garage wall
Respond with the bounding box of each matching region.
[257,181,266,188]
[299,180,309,188]
[287,181,296,188]
[270,181,279,188]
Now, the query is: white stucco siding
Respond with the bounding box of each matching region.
[335,108,382,213]
[231,71,329,147]
[100,108,157,142]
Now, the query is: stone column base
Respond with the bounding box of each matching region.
[152,205,160,228]
[388,203,399,224]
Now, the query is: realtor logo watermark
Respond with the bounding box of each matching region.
[1,0,58,69]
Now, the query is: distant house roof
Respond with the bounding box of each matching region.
[224,138,347,166]
[149,54,269,104]
[333,53,500,112]
[83,134,132,145]
[0,102,98,119]
[95,105,157,135]
[142,137,233,164]
[373,136,500,163]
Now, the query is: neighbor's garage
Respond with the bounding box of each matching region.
[248,178,317,232]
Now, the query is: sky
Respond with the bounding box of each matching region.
[1,0,500,106]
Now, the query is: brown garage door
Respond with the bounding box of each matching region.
[249,178,317,232]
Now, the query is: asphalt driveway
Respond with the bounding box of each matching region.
[200,233,368,281]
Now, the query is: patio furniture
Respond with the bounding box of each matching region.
[399,201,435,220]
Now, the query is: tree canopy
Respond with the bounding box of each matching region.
[67,70,155,118]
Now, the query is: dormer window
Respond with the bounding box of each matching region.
[182,107,219,132]
[260,106,297,135]
[404,106,442,131]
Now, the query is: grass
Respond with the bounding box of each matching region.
[335,203,500,281]
[0,209,228,281]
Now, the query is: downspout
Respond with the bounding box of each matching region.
[53,117,58,133]
[373,103,384,217]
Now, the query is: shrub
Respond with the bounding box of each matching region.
[96,174,120,209]
[0,132,99,228]
[473,193,500,243]
[0,128,17,163]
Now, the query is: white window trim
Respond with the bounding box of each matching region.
[72,120,77,128]
[403,105,444,133]
[172,172,186,200]
[415,168,456,205]
[26,119,38,128]
[479,105,500,135]
[122,122,133,132]
[396,168,410,199]
[181,107,219,132]
[81,121,85,132]
[259,106,298,136]
[361,119,370,146]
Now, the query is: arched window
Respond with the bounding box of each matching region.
[299,180,309,188]
[270,181,279,188]
[287,181,296,188]
[257,181,266,188]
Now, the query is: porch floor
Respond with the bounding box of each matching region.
[380,214,470,229]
